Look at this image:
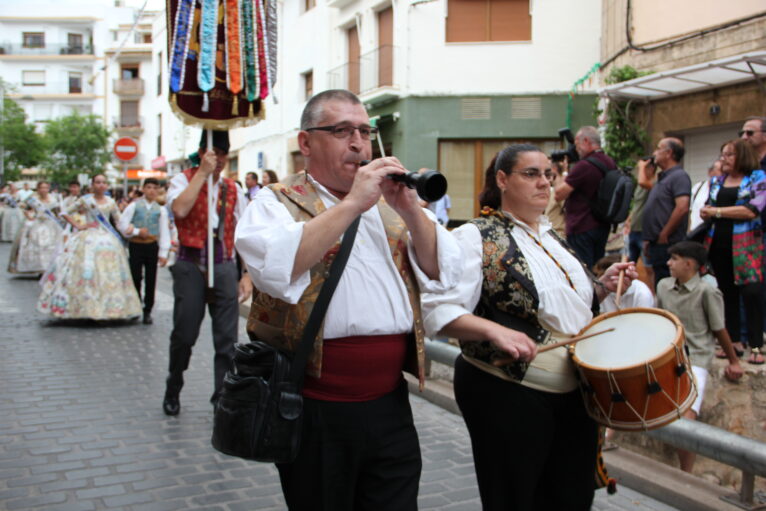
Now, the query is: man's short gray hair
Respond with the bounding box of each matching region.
[745,116,766,131]
[300,89,363,130]
[577,126,601,147]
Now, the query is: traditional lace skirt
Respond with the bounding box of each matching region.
[1,208,24,242]
[8,217,63,274]
[37,227,142,320]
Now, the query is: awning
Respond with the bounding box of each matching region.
[599,51,766,101]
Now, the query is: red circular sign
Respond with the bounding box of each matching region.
[113,137,139,162]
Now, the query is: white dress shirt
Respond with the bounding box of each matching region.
[599,279,654,314]
[234,174,463,340]
[166,171,248,228]
[117,198,172,259]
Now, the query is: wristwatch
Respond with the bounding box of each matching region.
[716,208,722,219]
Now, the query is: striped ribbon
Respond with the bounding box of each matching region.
[224,0,243,96]
[198,0,219,111]
[240,0,259,103]
[255,0,269,100]
[168,0,195,93]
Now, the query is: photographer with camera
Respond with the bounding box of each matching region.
[554,126,617,268]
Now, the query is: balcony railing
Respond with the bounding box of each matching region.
[0,43,95,56]
[15,81,94,95]
[113,78,144,96]
[328,45,397,95]
[113,116,144,132]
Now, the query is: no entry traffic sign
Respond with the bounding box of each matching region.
[113,137,139,161]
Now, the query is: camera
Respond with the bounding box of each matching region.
[551,127,579,164]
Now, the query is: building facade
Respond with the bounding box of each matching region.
[599,0,766,184]
[219,0,604,222]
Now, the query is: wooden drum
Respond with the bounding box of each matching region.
[570,308,697,431]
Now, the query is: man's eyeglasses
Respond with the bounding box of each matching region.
[508,169,554,181]
[305,124,379,140]
[739,129,765,137]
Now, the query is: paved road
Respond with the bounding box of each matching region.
[0,242,679,510]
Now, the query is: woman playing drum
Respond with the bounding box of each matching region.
[422,144,636,511]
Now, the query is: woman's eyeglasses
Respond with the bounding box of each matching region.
[508,169,554,181]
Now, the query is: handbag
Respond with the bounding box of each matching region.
[211,216,360,463]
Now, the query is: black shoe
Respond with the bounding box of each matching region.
[142,313,153,325]
[163,392,180,416]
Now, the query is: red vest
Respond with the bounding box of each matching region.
[175,167,237,259]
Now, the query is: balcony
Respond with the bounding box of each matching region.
[327,45,399,98]
[113,78,144,96]
[113,116,144,133]
[13,81,94,96]
[0,43,95,56]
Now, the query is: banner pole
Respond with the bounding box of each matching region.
[207,129,214,288]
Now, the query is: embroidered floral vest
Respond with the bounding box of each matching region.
[175,168,237,259]
[132,200,161,237]
[463,210,600,382]
[246,171,427,387]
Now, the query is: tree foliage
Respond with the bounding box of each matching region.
[0,81,46,182]
[599,65,653,169]
[43,112,111,185]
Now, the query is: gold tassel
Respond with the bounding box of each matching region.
[231,95,238,116]
[248,101,254,118]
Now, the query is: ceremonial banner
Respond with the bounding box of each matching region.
[166,0,278,129]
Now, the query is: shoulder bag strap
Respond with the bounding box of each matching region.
[585,156,609,175]
[289,215,362,386]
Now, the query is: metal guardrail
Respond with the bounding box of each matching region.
[424,339,766,510]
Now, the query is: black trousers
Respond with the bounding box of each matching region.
[709,247,764,349]
[167,259,239,402]
[276,381,421,511]
[454,356,598,511]
[128,241,159,314]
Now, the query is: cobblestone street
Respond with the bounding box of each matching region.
[0,242,680,510]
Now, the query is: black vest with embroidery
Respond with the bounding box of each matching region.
[461,211,599,382]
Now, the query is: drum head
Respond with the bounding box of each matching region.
[573,310,679,370]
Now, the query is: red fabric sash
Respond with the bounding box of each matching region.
[302,334,407,402]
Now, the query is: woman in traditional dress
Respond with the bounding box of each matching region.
[8,181,63,275]
[38,174,142,320]
[1,184,25,242]
[422,144,636,510]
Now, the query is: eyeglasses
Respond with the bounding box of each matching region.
[720,152,736,158]
[508,169,554,181]
[738,129,765,137]
[305,124,379,140]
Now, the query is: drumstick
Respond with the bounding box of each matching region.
[614,254,628,308]
[491,327,615,367]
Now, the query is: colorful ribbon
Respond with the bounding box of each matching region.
[224,0,243,114]
[198,0,219,111]
[169,0,195,94]
[255,0,269,100]
[26,196,65,229]
[240,0,259,103]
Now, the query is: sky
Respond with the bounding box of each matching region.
[124,0,166,11]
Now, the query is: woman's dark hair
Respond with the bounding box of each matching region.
[721,138,760,176]
[478,144,544,210]
[264,169,279,184]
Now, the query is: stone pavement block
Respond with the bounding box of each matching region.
[130,500,188,511]
[44,502,96,511]
[38,478,89,493]
[75,483,126,499]
[131,476,180,491]
[5,492,68,510]
[92,471,145,487]
[64,467,111,481]
[30,460,86,474]
[6,473,59,487]
[102,491,155,508]
[0,488,29,500]
[418,494,451,509]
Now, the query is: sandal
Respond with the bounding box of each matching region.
[748,347,765,365]
[717,344,744,359]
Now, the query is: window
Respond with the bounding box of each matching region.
[446,0,531,42]
[377,7,393,87]
[67,33,83,53]
[304,0,316,11]
[22,70,45,86]
[121,64,139,80]
[22,32,45,48]
[33,104,52,123]
[157,52,163,96]
[142,33,152,44]
[347,26,360,94]
[120,100,139,127]
[303,70,313,100]
[69,72,83,93]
